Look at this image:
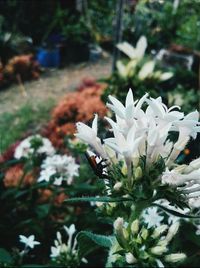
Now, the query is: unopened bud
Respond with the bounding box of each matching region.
[125,252,137,264]
[122,228,129,240]
[134,166,143,180]
[131,219,139,234]
[114,218,129,249]
[113,217,124,231]
[189,157,200,170]
[113,182,122,191]
[166,222,180,242]
[121,164,127,176]
[152,225,168,239]
[151,246,168,255]
[141,228,148,240]
[165,253,186,263]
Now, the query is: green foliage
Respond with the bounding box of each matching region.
[77,231,113,259]
[127,0,200,50]
[65,196,131,204]
[0,99,55,153]
[0,248,12,266]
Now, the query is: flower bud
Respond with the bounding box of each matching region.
[141,228,148,240]
[125,252,137,264]
[60,243,68,253]
[131,219,139,234]
[114,218,129,249]
[113,182,122,191]
[121,164,127,176]
[122,228,129,240]
[165,253,186,263]
[189,157,200,170]
[56,231,62,243]
[152,225,168,239]
[166,222,180,242]
[113,217,124,231]
[134,166,143,180]
[151,246,168,255]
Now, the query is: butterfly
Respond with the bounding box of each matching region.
[85,150,109,178]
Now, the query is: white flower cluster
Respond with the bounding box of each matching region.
[116,36,173,81]
[14,134,55,159]
[76,89,200,184]
[38,154,79,185]
[50,224,87,264]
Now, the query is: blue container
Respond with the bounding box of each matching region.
[37,48,60,68]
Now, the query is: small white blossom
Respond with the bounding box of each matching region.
[142,207,164,228]
[19,235,40,249]
[14,135,55,159]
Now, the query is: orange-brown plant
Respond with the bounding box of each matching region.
[44,81,107,149]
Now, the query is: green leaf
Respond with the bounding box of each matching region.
[152,203,200,219]
[22,265,48,267]
[65,196,132,203]
[0,248,12,264]
[77,231,114,259]
[35,204,50,219]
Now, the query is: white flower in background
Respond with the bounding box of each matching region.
[116,36,173,82]
[138,61,155,80]
[19,235,40,249]
[117,36,147,61]
[116,60,137,78]
[14,135,55,159]
[50,224,87,264]
[142,207,164,228]
[38,154,79,185]
[38,167,56,183]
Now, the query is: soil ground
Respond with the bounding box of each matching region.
[0,56,112,115]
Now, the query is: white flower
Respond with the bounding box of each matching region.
[14,135,55,159]
[64,224,76,249]
[117,36,147,61]
[14,139,33,159]
[53,177,63,186]
[38,167,56,182]
[104,125,143,161]
[142,207,164,228]
[19,235,40,249]
[75,114,107,158]
[138,61,155,80]
[116,60,137,78]
[38,154,79,185]
[50,245,62,258]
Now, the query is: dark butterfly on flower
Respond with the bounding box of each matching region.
[85,150,109,178]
